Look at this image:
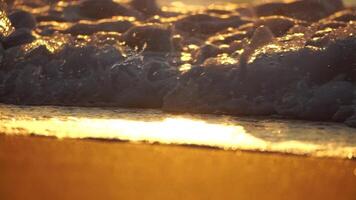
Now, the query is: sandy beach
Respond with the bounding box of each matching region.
[1,134,355,200]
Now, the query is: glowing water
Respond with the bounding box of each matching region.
[1,104,355,158]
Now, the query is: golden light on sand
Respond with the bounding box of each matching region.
[1,105,355,159]
[1,117,265,149]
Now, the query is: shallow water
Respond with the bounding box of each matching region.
[0,104,355,159]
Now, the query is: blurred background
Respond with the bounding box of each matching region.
[156,0,356,5]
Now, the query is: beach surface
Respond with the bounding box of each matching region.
[1,134,356,200]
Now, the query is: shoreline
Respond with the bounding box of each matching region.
[0,102,354,127]
[3,132,356,160]
[1,103,355,159]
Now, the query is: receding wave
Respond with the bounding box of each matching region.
[1,104,355,159]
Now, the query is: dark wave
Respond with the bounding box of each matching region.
[0,0,356,128]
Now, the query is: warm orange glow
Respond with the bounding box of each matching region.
[216,53,238,65]
[1,117,265,148]
[1,105,355,159]
[179,63,192,71]
[24,33,70,53]
[0,10,14,37]
[180,52,192,62]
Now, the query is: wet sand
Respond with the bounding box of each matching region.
[1,134,355,200]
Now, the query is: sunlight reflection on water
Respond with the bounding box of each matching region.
[0,104,355,159]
